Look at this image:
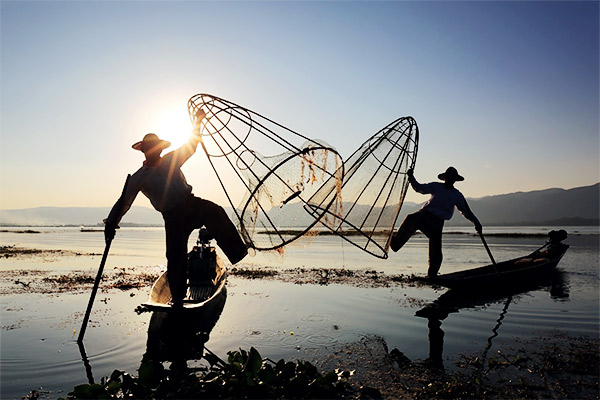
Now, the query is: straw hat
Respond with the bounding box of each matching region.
[438,166,464,182]
[132,133,171,152]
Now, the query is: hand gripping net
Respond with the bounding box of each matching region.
[305,117,419,259]
[187,94,343,251]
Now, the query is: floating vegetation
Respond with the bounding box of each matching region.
[258,229,390,237]
[229,267,279,279]
[0,245,100,259]
[24,325,600,399]
[1,246,51,257]
[0,229,41,234]
[57,335,596,400]
[59,347,376,399]
[444,231,550,238]
[2,265,420,296]
[258,230,563,238]
[230,266,418,288]
[43,273,95,285]
[2,268,160,295]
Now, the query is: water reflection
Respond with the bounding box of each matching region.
[78,288,227,383]
[77,341,95,385]
[142,287,227,367]
[426,318,444,367]
[415,270,569,367]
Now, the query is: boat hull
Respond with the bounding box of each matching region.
[139,246,227,313]
[431,241,569,290]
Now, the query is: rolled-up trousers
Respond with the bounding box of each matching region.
[162,196,247,303]
[393,209,444,277]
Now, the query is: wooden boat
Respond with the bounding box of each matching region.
[416,268,568,321]
[430,230,569,290]
[143,287,227,363]
[139,229,227,313]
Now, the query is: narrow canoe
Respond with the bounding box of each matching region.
[139,244,227,313]
[430,231,569,290]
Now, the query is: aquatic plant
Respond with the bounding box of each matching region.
[59,347,379,399]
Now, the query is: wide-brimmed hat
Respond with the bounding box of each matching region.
[132,133,171,152]
[438,166,464,182]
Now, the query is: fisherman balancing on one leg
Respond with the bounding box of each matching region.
[104,109,247,307]
[390,167,482,278]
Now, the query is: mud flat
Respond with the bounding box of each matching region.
[1,246,424,295]
[308,334,599,399]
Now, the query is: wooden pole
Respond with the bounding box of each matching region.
[479,232,500,275]
[77,238,112,343]
[77,174,130,343]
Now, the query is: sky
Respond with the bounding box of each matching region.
[1,0,598,211]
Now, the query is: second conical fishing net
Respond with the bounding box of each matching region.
[187,93,343,251]
[305,116,419,259]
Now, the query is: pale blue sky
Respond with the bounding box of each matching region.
[1,1,598,210]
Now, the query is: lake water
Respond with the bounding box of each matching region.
[1,226,598,399]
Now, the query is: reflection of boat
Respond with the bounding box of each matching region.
[77,284,227,384]
[430,230,569,290]
[138,228,227,312]
[143,287,227,364]
[415,264,569,365]
[416,268,568,321]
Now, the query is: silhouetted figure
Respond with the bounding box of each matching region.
[391,167,482,278]
[104,109,247,306]
[427,318,444,366]
[143,288,227,364]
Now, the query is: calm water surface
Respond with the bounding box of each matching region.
[1,226,598,399]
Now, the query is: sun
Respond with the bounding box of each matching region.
[154,107,195,149]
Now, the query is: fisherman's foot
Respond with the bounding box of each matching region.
[390,235,401,252]
[168,299,184,308]
[229,247,248,265]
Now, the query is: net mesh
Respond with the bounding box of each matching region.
[305,116,419,259]
[187,93,343,251]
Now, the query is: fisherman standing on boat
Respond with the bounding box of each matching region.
[104,109,247,307]
[390,167,482,278]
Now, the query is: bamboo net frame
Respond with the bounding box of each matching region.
[187,93,344,251]
[305,117,419,259]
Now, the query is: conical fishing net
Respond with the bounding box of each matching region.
[187,94,343,251]
[305,117,419,259]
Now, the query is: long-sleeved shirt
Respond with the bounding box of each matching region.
[410,175,480,225]
[106,140,198,226]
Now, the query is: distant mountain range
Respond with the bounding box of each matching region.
[1,183,598,227]
[451,183,599,227]
[0,206,163,227]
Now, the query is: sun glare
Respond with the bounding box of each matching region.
[154,108,195,149]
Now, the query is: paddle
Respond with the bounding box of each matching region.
[77,174,130,343]
[77,237,112,343]
[479,232,500,275]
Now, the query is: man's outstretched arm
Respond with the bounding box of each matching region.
[170,108,207,166]
[458,198,482,233]
[407,168,433,195]
[104,174,139,243]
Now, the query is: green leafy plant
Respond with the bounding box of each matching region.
[59,347,378,399]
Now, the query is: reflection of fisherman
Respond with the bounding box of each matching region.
[143,287,226,366]
[391,167,482,278]
[104,109,247,306]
